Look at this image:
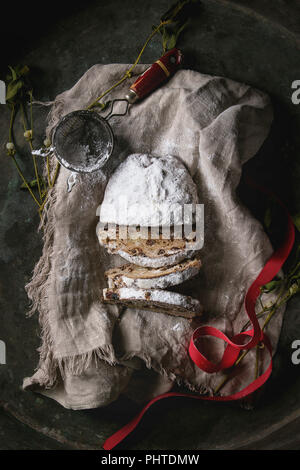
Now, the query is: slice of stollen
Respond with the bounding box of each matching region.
[114,248,198,268]
[102,287,203,319]
[98,227,199,268]
[105,257,201,289]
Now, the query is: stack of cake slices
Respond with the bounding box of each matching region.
[98,153,203,319]
[100,234,202,318]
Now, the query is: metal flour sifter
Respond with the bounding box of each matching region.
[52,48,182,174]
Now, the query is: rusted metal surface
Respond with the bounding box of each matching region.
[0,0,300,450]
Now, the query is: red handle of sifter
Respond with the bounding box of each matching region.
[125,48,183,103]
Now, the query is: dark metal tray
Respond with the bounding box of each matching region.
[0,0,300,450]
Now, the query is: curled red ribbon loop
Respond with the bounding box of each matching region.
[189,193,295,374]
[103,189,295,450]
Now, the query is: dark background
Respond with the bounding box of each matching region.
[0,0,300,450]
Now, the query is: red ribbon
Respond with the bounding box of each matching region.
[103,192,295,450]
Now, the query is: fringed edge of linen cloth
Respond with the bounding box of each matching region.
[25,152,59,388]
[24,150,119,388]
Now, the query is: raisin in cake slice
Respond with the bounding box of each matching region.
[105,257,201,289]
[102,287,202,319]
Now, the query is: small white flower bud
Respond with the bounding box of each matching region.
[6,142,15,150]
[24,130,33,141]
[43,138,51,148]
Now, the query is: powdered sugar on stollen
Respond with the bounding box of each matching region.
[100,153,199,227]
